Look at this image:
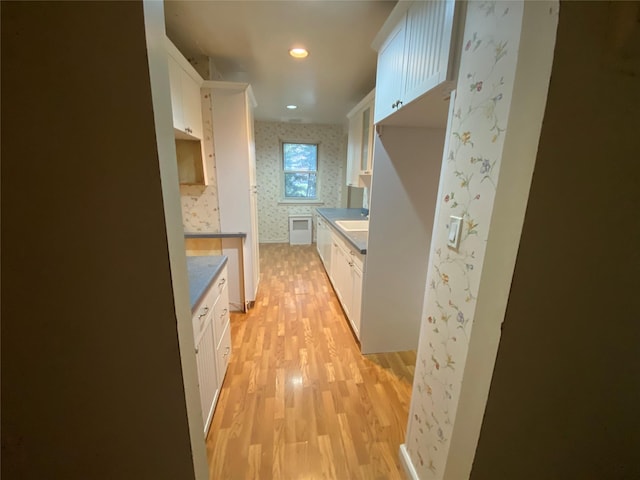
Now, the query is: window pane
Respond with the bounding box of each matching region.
[283,143,317,171]
[284,172,317,198]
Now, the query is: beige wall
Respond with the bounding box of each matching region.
[471,2,640,478]
[2,2,205,478]
[254,121,347,243]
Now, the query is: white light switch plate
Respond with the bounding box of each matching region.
[447,216,462,250]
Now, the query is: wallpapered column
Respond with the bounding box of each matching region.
[405,2,555,478]
[254,121,347,243]
[179,88,222,233]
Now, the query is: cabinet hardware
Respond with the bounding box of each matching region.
[218,278,226,287]
[195,347,199,354]
[391,101,397,108]
[222,308,228,316]
[397,100,403,107]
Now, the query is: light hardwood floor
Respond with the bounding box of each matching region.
[206,243,415,479]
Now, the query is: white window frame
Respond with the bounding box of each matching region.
[280,140,323,204]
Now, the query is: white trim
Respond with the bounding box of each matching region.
[399,444,420,480]
[281,140,320,202]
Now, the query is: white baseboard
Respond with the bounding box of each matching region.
[399,444,419,480]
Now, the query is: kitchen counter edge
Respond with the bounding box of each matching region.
[186,255,228,312]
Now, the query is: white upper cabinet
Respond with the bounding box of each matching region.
[166,37,209,185]
[166,38,204,140]
[346,89,375,186]
[168,57,185,132]
[373,0,461,125]
[374,20,406,123]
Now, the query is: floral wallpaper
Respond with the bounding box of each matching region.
[254,121,347,243]
[180,88,221,233]
[405,2,525,478]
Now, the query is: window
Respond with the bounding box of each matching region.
[282,142,318,199]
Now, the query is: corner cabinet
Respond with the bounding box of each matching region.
[346,89,375,187]
[373,0,462,124]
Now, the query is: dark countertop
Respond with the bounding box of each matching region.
[186,255,228,311]
[316,208,368,254]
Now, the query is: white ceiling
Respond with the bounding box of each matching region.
[164,0,397,126]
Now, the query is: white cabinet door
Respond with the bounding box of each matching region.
[330,234,353,317]
[374,18,406,124]
[195,315,218,434]
[181,68,203,140]
[350,263,363,338]
[168,54,203,139]
[403,0,456,106]
[168,56,185,132]
[316,217,324,259]
[374,0,459,124]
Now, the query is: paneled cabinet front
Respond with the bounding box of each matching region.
[374,0,459,124]
[326,227,365,339]
[167,54,203,140]
[191,265,231,435]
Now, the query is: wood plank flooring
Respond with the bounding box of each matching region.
[206,243,415,479]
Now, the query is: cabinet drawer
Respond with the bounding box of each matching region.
[192,286,217,339]
[213,284,230,349]
[216,322,232,383]
[213,266,228,298]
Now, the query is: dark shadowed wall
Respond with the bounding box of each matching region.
[2,2,202,478]
[471,2,640,479]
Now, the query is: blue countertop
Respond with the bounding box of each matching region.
[186,255,228,311]
[316,208,368,254]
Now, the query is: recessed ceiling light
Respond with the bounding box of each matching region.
[286,105,298,110]
[289,48,308,59]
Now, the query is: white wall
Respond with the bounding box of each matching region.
[361,127,445,354]
[402,2,559,478]
[255,121,347,243]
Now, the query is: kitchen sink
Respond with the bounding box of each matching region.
[335,219,369,232]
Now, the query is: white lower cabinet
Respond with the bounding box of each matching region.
[350,263,363,337]
[317,216,333,273]
[325,226,365,339]
[192,265,231,435]
[195,316,218,431]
